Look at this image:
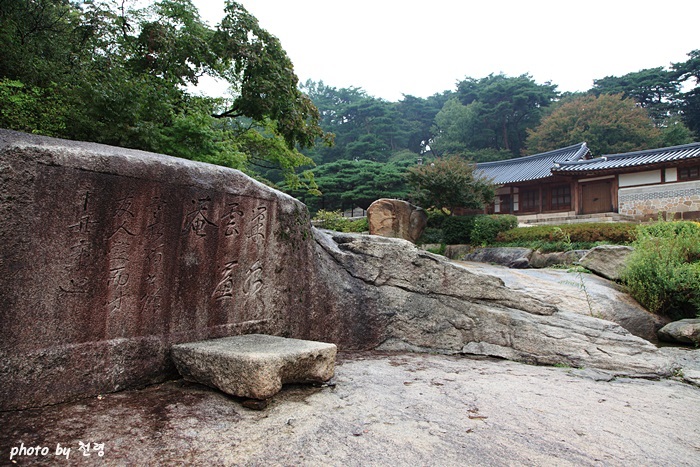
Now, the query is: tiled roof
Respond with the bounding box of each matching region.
[552,142,700,173]
[476,143,590,184]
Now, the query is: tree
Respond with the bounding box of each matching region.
[396,92,451,154]
[0,0,328,190]
[672,50,700,137]
[291,159,411,213]
[434,74,558,156]
[525,93,663,155]
[591,67,682,124]
[406,156,495,215]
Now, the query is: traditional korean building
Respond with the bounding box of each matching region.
[475,141,700,221]
[475,142,591,216]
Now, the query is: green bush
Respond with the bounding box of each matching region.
[471,215,518,245]
[417,227,444,245]
[313,210,368,233]
[621,221,700,319]
[426,209,449,229]
[496,222,637,245]
[442,215,479,244]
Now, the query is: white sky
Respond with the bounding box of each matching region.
[191,0,700,102]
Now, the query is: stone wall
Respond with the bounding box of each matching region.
[618,180,700,219]
[0,130,359,410]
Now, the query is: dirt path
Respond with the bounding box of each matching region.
[2,352,699,466]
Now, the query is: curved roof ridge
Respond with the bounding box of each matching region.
[477,142,588,167]
[552,141,700,173]
[600,141,700,159]
[475,142,590,184]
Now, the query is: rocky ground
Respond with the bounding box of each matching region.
[2,351,699,466]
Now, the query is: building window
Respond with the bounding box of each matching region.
[520,189,539,212]
[549,185,571,210]
[679,165,700,180]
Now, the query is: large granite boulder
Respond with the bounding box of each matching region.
[171,334,336,400]
[367,198,427,243]
[313,231,678,376]
[658,319,700,345]
[579,245,634,281]
[0,130,324,410]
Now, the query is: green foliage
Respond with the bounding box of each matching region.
[526,94,662,156]
[300,81,449,164]
[417,227,444,245]
[591,67,682,125]
[495,222,637,245]
[0,79,67,136]
[0,0,328,190]
[431,74,559,157]
[621,221,700,319]
[440,214,517,245]
[442,215,479,244]
[425,209,449,228]
[312,210,368,233]
[289,159,411,213]
[673,50,700,137]
[406,156,495,214]
[470,215,518,245]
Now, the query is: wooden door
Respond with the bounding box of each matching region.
[581,180,612,214]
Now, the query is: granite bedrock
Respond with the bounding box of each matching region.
[0,130,694,411]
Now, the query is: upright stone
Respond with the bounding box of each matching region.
[579,245,634,281]
[367,198,427,243]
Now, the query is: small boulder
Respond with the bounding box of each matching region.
[579,245,634,281]
[463,247,533,268]
[658,319,700,345]
[171,334,337,400]
[444,244,471,260]
[367,198,427,243]
[529,250,588,269]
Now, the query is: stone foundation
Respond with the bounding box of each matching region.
[619,180,700,219]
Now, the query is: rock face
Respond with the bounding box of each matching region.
[579,245,634,280]
[455,261,669,343]
[171,334,336,400]
[658,319,700,345]
[0,130,322,410]
[313,231,675,376]
[367,198,427,243]
[462,247,533,268]
[529,250,588,268]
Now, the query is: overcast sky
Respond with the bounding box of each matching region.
[190,0,699,102]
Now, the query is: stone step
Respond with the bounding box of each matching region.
[171,334,337,400]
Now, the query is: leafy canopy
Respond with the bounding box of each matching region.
[431,74,558,158]
[406,156,495,215]
[525,93,663,155]
[0,0,330,190]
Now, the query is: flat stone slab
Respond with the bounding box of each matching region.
[171,334,337,400]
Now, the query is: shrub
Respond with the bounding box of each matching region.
[417,227,444,245]
[621,221,700,319]
[313,210,368,233]
[426,209,449,229]
[495,222,637,245]
[442,215,478,244]
[471,215,518,245]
